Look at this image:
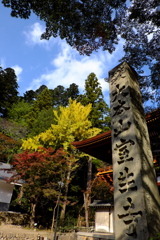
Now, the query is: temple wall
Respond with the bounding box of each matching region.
[0,181,14,211]
[95,208,114,233]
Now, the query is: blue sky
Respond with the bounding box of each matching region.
[0,4,125,105]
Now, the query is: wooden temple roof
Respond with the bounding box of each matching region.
[71,108,160,164]
[72,130,112,163]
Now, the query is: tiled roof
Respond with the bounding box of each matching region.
[0,162,23,185]
[71,108,160,162]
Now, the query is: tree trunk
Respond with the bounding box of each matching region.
[83,192,91,228]
[84,156,92,228]
[17,185,23,205]
[60,165,71,220]
[30,201,37,229]
[51,198,59,232]
[77,204,84,227]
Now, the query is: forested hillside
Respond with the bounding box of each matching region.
[1,0,159,229]
[0,68,112,229]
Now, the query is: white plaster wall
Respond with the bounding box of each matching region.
[95,208,114,233]
[0,181,14,203]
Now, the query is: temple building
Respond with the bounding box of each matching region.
[72,108,160,189]
[0,162,23,211]
[72,108,160,234]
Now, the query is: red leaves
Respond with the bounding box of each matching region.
[11,147,67,193]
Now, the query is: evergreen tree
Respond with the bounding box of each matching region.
[0,67,19,117]
[28,108,56,137]
[51,85,66,107]
[78,73,110,132]
[25,88,53,136]
[65,83,79,102]
[23,90,36,103]
[33,87,52,111]
[34,85,47,98]
[22,85,47,103]
[7,100,32,126]
[51,83,79,107]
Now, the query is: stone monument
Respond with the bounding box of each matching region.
[108,62,160,240]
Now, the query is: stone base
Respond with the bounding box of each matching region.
[77,232,114,240]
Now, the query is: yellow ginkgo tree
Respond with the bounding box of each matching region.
[22,99,100,150]
[22,99,101,220]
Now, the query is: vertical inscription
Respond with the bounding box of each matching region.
[109,62,142,239]
[118,198,142,237]
[114,139,135,165]
[109,62,160,240]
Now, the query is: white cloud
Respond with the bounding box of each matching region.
[12,65,23,82]
[23,22,56,48]
[28,40,107,92]
[27,33,125,104]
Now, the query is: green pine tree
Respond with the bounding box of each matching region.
[78,73,110,132]
[25,88,54,137]
[0,67,19,117]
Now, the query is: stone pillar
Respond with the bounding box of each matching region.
[108,62,160,240]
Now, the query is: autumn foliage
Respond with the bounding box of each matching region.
[10,147,68,227]
[0,132,20,162]
[11,147,66,189]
